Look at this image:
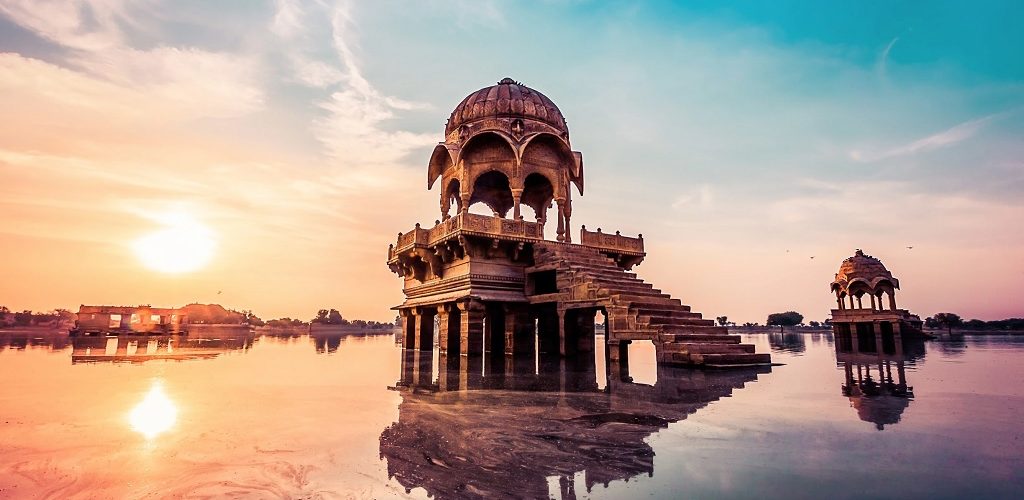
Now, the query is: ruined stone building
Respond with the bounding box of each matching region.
[387,78,770,367]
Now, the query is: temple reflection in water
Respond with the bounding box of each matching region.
[833,327,925,431]
[380,348,770,499]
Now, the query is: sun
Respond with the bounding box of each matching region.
[133,213,216,273]
[129,381,178,440]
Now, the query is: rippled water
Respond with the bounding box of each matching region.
[0,329,1021,499]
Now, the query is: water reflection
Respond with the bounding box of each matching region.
[767,331,807,354]
[70,334,256,364]
[310,330,395,354]
[381,350,770,498]
[129,380,178,439]
[833,330,927,430]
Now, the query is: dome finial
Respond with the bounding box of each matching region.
[498,77,518,85]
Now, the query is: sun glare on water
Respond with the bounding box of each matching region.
[133,212,216,273]
[130,381,178,439]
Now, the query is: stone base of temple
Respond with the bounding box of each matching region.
[391,237,771,368]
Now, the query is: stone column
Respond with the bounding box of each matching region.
[405,309,419,350]
[873,322,884,353]
[563,198,572,243]
[436,306,450,354]
[416,308,435,352]
[397,311,410,348]
[504,304,535,356]
[576,309,597,353]
[870,294,877,311]
[458,300,485,356]
[889,292,897,311]
[511,188,523,220]
[555,198,566,242]
[557,307,567,356]
[837,295,844,310]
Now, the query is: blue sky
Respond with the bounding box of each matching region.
[0,0,1021,322]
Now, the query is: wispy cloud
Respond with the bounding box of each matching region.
[848,114,994,162]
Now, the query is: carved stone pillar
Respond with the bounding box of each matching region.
[576,309,596,352]
[436,307,450,354]
[415,308,435,352]
[873,322,884,353]
[458,300,485,356]
[563,198,572,243]
[503,304,535,356]
[889,292,897,311]
[870,294,877,311]
[405,309,419,350]
[511,188,523,221]
[555,198,566,242]
[557,307,567,356]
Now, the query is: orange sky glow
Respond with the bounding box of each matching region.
[1,2,1022,324]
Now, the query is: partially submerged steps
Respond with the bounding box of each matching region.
[533,242,771,367]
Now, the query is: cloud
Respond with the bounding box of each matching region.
[848,114,994,162]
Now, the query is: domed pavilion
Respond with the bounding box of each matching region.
[387,78,771,369]
[829,250,924,348]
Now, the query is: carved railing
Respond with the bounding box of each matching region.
[580,225,644,254]
[389,214,543,261]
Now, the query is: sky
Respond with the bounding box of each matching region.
[1,0,1022,323]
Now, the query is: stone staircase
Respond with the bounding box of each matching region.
[532,243,771,367]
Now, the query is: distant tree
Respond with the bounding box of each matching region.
[14,310,34,326]
[766,311,804,332]
[327,309,347,325]
[808,321,821,328]
[932,313,963,334]
[314,309,330,324]
[394,315,401,326]
[716,316,728,327]
[242,310,265,327]
[0,305,9,318]
[963,319,986,330]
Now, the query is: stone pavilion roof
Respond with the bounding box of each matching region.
[445,78,567,135]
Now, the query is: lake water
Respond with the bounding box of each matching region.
[0,329,1021,499]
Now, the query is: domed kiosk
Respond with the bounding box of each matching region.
[828,250,925,430]
[388,79,771,368]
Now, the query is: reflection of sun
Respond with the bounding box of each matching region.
[130,381,178,439]
[133,213,216,273]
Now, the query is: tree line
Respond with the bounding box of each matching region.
[1,304,398,330]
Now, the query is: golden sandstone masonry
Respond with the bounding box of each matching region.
[387,79,771,368]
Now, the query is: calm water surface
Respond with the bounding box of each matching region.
[0,329,1021,499]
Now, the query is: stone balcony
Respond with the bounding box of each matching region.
[830,308,916,322]
[388,213,644,264]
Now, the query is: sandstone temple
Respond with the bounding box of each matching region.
[829,249,924,342]
[387,78,770,367]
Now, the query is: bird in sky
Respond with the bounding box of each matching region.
[906,246,914,250]
[810,256,815,259]
[217,290,223,295]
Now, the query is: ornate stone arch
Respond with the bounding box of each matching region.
[468,170,513,217]
[427,144,455,190]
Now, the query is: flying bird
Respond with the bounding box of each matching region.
[217,290,223,295]
[810,256,815,259]
[906,246,914,250]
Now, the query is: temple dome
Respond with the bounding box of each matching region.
[831,249,899,292]
[445,78,567,135]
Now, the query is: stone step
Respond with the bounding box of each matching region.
[625,302,693,314]
[637,310,705,321]
[659,342,756,354]
[696,353,773,366]
[611,294,681,306]
[642,317,716,327]
[659,332,740,343]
